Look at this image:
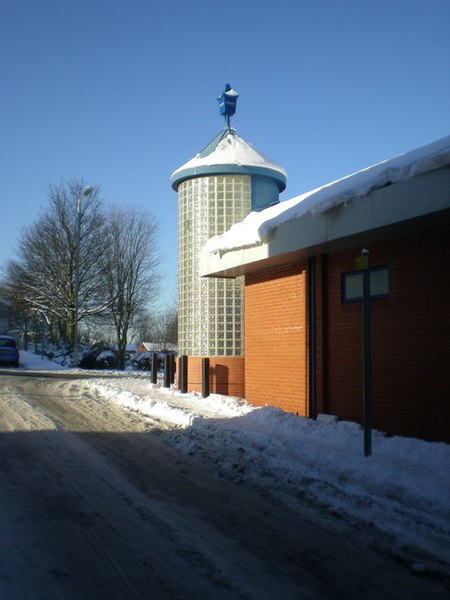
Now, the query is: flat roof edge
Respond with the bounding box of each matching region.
[200,168,450,278]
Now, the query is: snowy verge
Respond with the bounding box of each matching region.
[17,350,70,371]
[90,377,450,574]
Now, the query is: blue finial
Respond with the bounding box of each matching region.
[217,83,239,128]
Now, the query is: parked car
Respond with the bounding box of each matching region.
[0,335,19,367]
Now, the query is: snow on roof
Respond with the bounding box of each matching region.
[171,128,287,181]
[139,342,177,353]
[203,134,450,255]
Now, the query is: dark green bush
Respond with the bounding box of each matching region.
[131,351,153,371]
[79,347,119,370]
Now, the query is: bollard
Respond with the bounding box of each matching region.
[170,354,175,385]
[164,353,172,388]
[179,355,188,393]
[151,352,158,384]
[202,357,210,398]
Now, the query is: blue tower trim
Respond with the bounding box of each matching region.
[171,163,287,193]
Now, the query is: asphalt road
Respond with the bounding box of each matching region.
[0,371,447,599]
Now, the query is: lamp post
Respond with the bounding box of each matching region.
[72,185,93,366]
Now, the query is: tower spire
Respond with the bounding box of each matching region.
[217,83,239,129]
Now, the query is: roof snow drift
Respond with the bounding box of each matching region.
[203,134,450,256]
[171,128,287,192]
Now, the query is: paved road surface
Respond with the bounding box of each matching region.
[0,371,447,599]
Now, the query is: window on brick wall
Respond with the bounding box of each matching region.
[342,266,389,302]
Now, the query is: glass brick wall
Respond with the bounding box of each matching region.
[178,174,251,356]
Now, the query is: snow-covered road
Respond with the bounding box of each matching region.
[0,355,449,598]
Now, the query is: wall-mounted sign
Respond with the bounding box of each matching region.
[356,253,369,270]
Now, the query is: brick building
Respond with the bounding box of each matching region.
[201,135,450,443]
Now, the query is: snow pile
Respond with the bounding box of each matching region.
[18,350,69,371]
[91,381,253,428]
[90,376,450,571]
[178,409,450,564]
[171,129,287,176]
[203,134,450,255]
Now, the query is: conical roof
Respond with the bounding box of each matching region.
[171,128,287,192]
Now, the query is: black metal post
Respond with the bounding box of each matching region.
[164,353,172,388]
[170,354,175,385]
[202,357,210,398]
[362,257,372,456]
[151,352,158,384]
[179,355,188,393]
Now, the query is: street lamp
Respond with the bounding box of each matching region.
[72,185,93,366]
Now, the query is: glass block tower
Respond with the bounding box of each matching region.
[171,86,286,393]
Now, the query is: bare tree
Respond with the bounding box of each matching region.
[4,181,163,366]
[102,207,161,368]
[11,179,110,344]
[136,305,177,349]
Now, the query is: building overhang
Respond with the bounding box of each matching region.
[200,167,450,278]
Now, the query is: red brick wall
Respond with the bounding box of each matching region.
[175,224,450,441]
[177,356,245,397]
[242,227,450,443]
[326,230,450,442]
[245,262,309,415]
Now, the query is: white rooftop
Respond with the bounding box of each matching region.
[171,128,287,190]
[203,134,450,256]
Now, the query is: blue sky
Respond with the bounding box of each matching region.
[1,0,449,307]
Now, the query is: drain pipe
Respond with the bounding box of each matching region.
[308,256,317,419]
